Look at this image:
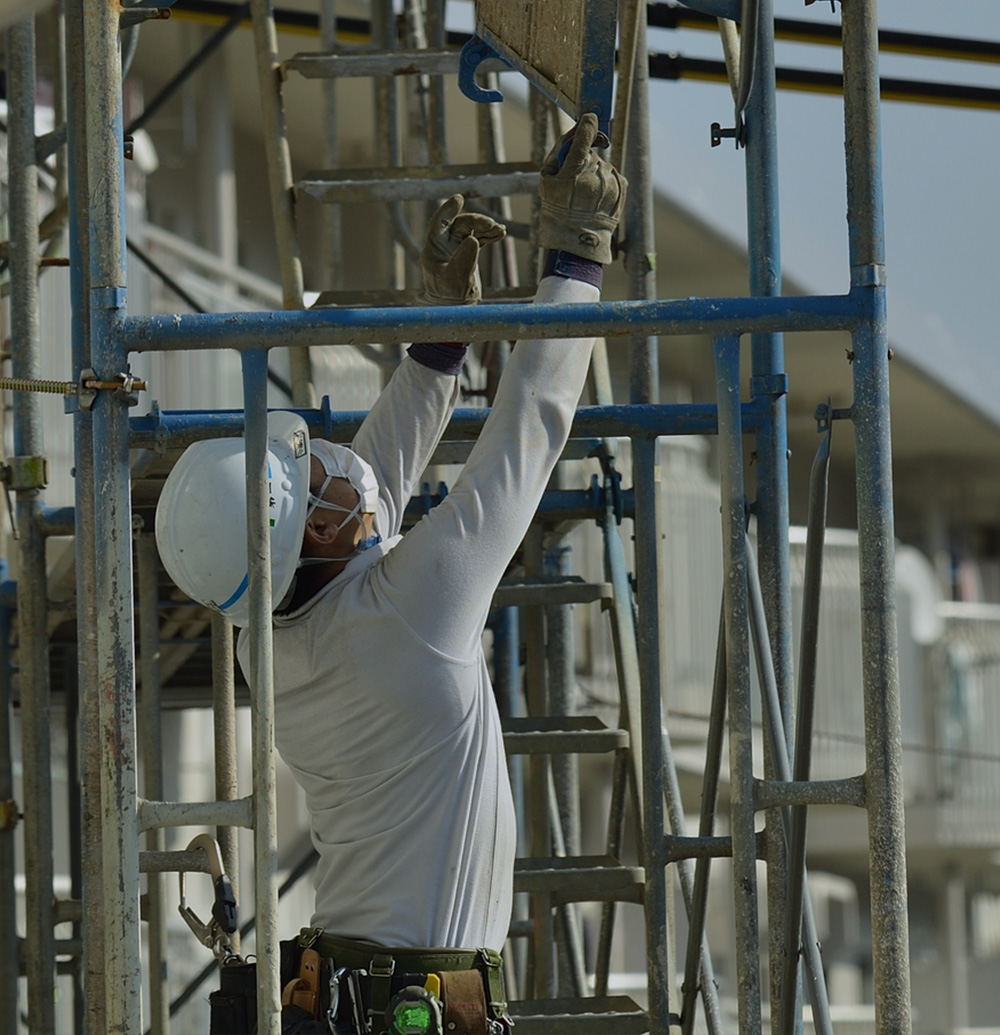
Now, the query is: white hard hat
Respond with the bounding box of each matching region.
[155,411,311,627]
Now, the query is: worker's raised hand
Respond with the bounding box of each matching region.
[539,112,627,264]
[421,194,507,305]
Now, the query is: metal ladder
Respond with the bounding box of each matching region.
[247,0,680,1029]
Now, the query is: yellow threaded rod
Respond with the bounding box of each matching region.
[0,376,76,395]
[0,375,147,395]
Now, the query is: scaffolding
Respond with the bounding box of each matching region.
[0,1,915,1033]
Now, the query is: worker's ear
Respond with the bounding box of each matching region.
[303,511,339,549]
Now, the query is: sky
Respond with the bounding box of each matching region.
[643,0,1000,425]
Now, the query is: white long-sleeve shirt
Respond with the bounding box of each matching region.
[237,274,599,951]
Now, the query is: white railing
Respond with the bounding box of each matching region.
[137,220,284,310]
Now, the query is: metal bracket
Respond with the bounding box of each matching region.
[749,373,788,399]
[75,367,146,411]
[458,36,512,104]
[119,6,171,29]
[1,799,20,831]
[814,400,853,430]
[77,368,99,412]
[111,371,143,407]
[0,469,16,540]
[5,455,49,492]
[595,455,625,526]
[711,120,746,149]
[0,455,49,538]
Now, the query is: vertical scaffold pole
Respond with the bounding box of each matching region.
[0,567,15,1032]
[743,2,794,1023]
[66,0,107,1027]
[624,14,658,406]
[137,533,169,1035]
[241,350,282,1035]
[714,335,762,1035]
[248,0,315,405]
[842,3,912,1033]
[83,0,144,1027]
[633,435,670,1035]
[7,17,57,1033]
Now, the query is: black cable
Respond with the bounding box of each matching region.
[126,2,250,136]
[125,236,295,400]
[648,52,1000,111]
[127,236,206,315]
[648,2,1000,65]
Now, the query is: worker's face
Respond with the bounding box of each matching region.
[307,459,374,555]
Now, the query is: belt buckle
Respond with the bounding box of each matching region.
[369,954,395,979]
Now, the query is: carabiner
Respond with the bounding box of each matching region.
[178,833,239,958]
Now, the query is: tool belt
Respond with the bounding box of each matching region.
[299,927,509,1035]
[209,928,509,1034]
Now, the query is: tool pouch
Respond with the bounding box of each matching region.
[209,958,257,1035]
[440,970,489,1035]
[280,939,332,1032]
[282,947,322,1016]
[209,940,334,1034]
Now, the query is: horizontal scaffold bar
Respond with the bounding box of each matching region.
[138,797,254,832]
[129,400,764,450]
[120,292,863,354]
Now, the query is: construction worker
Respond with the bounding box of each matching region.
[156,114,625,1032]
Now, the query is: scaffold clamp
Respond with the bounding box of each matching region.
[73,367,147,412]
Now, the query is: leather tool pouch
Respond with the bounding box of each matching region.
[282,947,322,1016]
[439,970,489,1035]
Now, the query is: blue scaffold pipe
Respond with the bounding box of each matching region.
[128,400,766,451]
[121,293,862,354]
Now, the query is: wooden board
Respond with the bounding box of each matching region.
[475,0,618,122]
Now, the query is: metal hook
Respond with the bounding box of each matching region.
[178,833,239,959]
[458,36,511,105]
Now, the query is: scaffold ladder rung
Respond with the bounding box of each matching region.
[508,995,650,1034]
[502,715,629,755]
[298,162,540,204]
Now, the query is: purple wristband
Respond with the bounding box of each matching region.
[542,249,604,289]
[407,341,469,375]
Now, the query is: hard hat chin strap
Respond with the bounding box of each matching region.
[296,532,381,571]
[306,478,370,532]
[300,481,380,572]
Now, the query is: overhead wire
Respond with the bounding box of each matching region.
[153,1,1000,115]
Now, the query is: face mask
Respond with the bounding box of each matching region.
[309,440,380,514]
[303,440,382,559]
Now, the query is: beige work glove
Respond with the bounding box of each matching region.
[538,112,627,265]
[421,195,507,305]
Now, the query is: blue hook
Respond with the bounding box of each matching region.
[459,36,512,105]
